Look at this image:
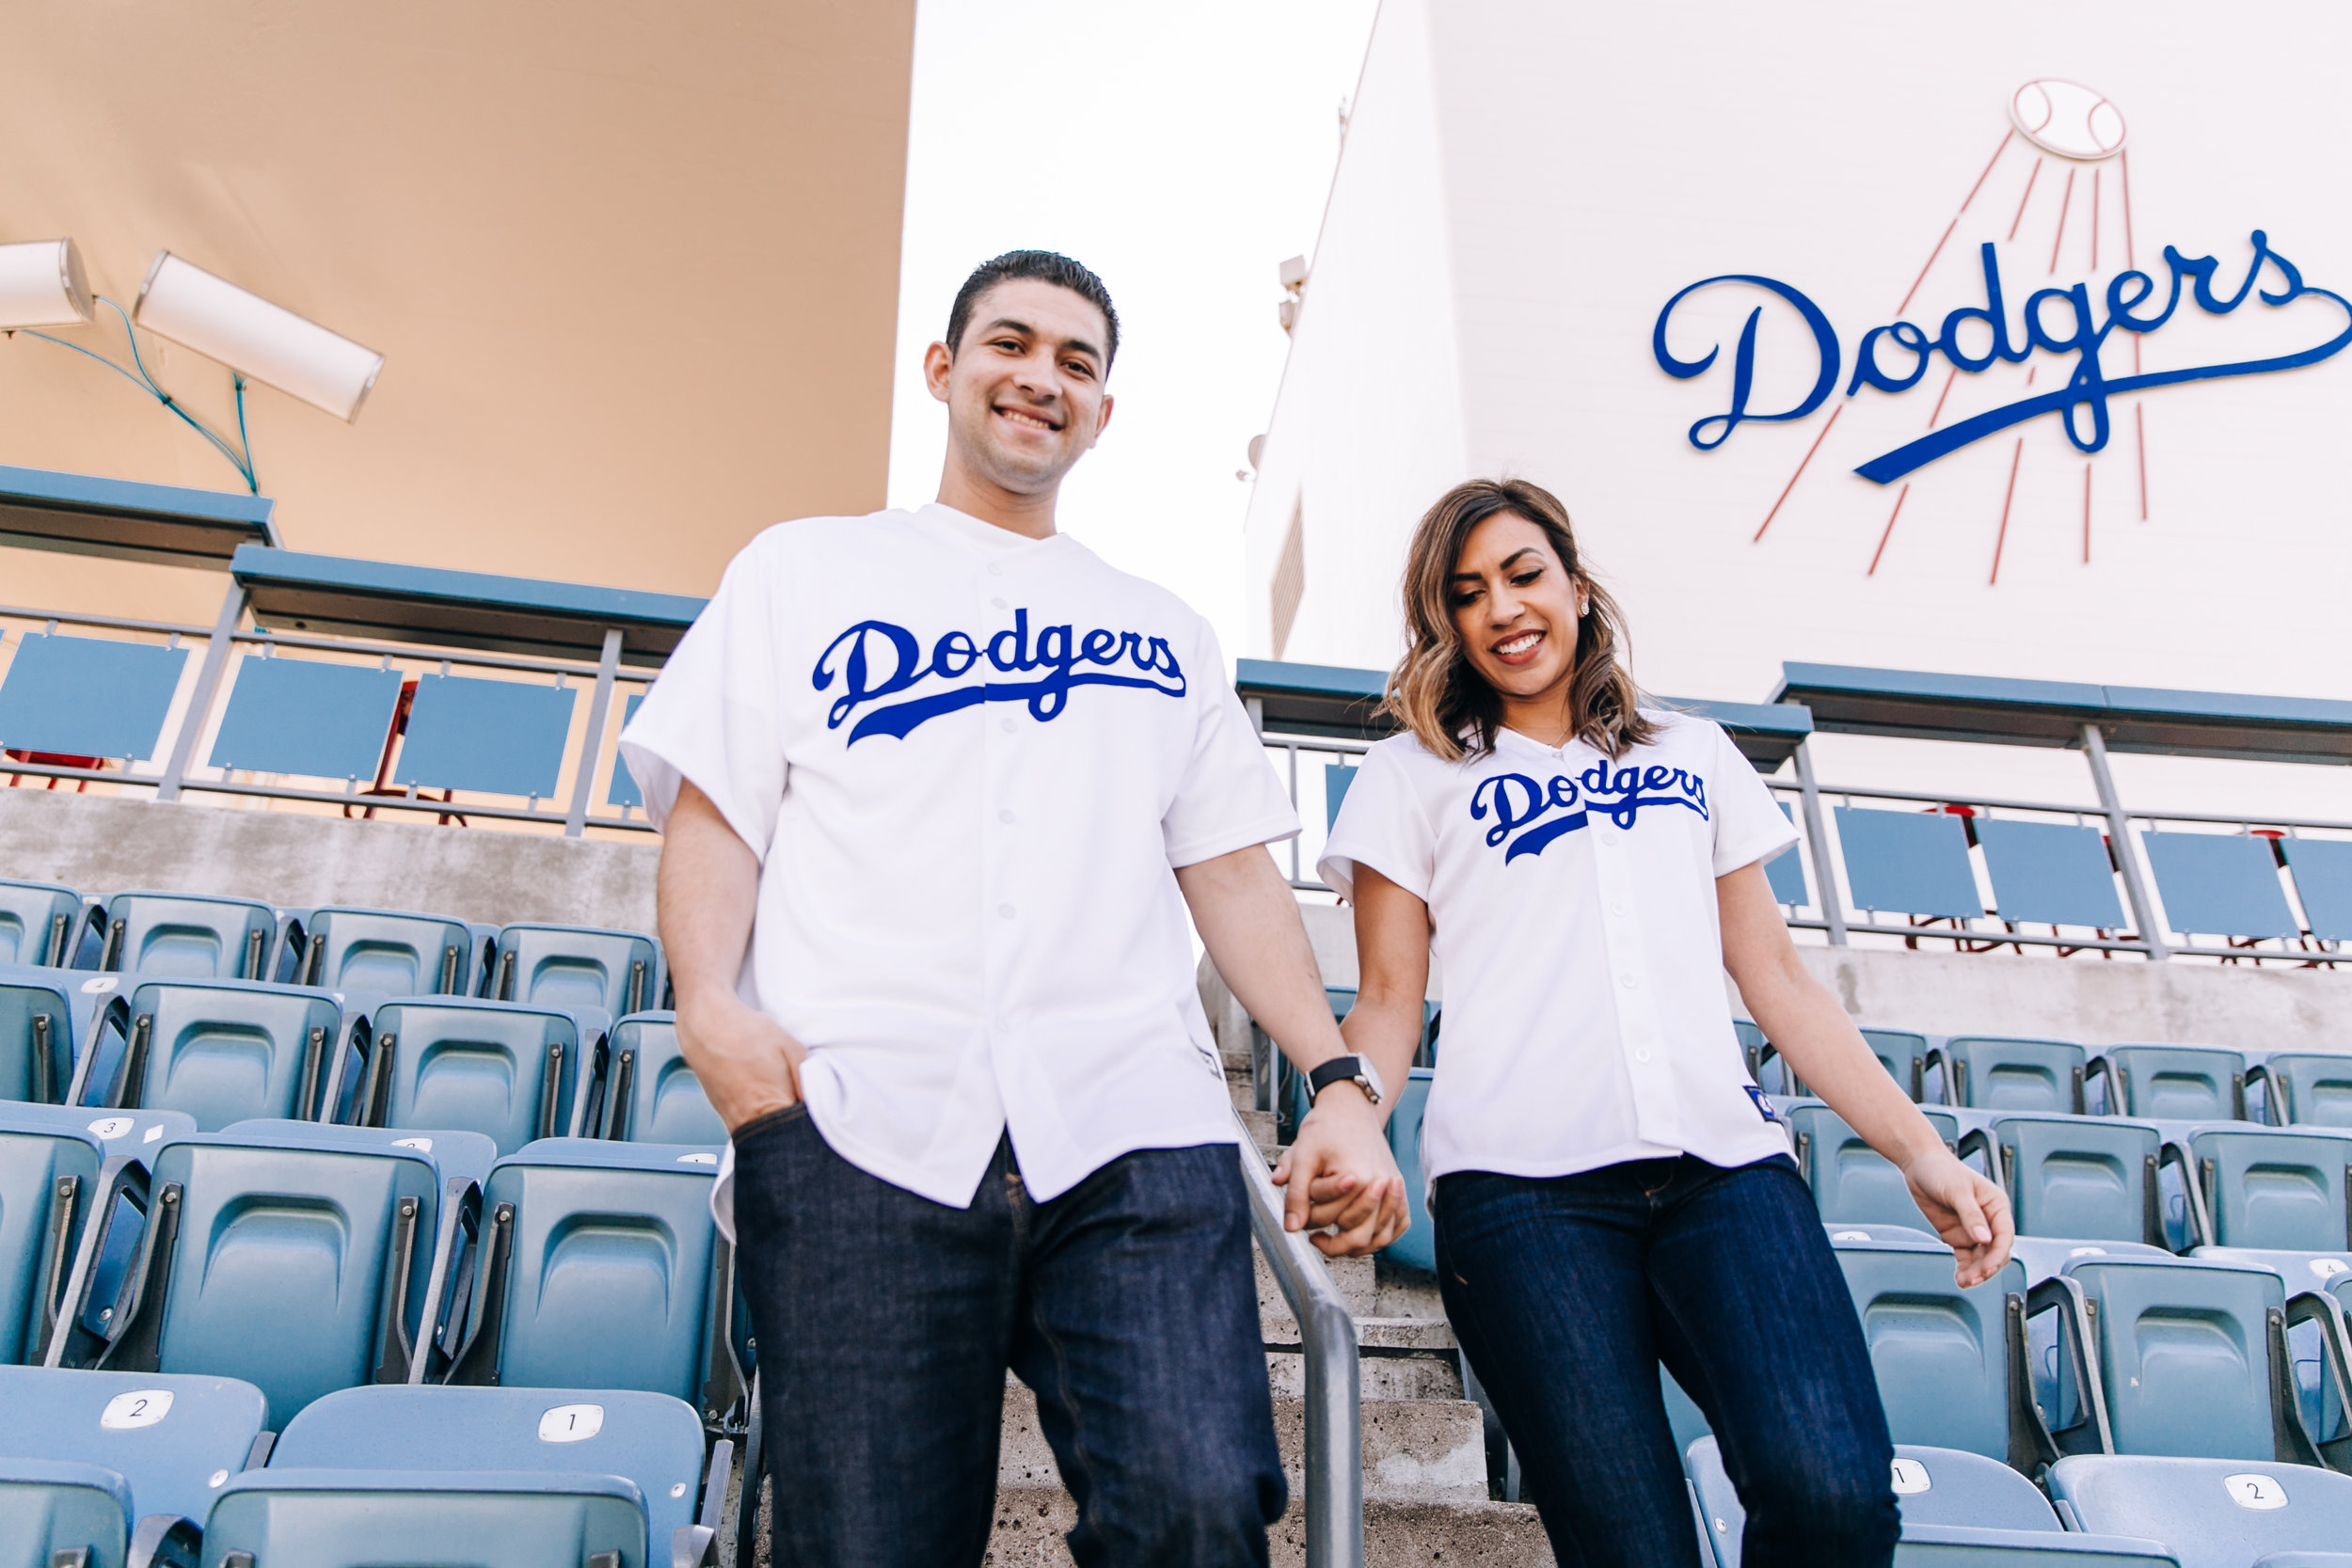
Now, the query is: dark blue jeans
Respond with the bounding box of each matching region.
[732,1105,1285,1567]
[1435,1154,1898,1568]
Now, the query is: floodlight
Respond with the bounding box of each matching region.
[0,239,94,328]
[133,251,384,420]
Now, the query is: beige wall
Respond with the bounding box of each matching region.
[0,0,914,606]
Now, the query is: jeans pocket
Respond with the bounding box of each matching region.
[731,1101,810,1145]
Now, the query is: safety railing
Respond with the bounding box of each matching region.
[1232,1107,1363,1568]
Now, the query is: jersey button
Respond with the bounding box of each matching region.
[1619,972,1639,990]
[992,596,1009,610]
[998,809,1016,824]
[1635,1046,1653,1063]
[998,904,1016,920]
[1612,899,1629,917]
[1000,718,1017,734]
[987,562,1003,576]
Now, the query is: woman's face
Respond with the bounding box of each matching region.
[1447,511,1586,712]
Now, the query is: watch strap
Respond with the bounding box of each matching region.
[1308,1055,1366,1100]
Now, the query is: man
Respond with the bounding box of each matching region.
[620,250,1407,1567]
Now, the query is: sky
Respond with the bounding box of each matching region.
[883,0,1380,658]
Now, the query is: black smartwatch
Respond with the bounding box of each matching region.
[1307,1053,1385,1107]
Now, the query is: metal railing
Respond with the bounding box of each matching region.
[1232,1107,1363,1568]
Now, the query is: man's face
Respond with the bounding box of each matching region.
[926,278,1115,496]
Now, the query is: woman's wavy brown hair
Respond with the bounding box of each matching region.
[1384,478,1657,762]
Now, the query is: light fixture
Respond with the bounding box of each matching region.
[134,252,383,421]
[0,239,95,328]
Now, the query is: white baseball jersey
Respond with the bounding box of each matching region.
[1318,711,1798,1187]
[620,503,1298,1215]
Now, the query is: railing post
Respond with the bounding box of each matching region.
[1791,736,1848,945]
[564,627,624,838]
[153,581,247,802]
[2081,722,2168,960]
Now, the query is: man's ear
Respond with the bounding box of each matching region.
[922,340,954,404]
[1088,390,1115,447]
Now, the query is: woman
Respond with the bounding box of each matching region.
[1317,478,2011,1568]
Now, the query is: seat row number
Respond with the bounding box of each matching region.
[540,1402,605,1442]
[1888,1458,1931,1495]
[2224,1473,2288,1510]
[102,1390,174,1430]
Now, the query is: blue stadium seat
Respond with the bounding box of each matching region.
[0,630,188,765]
[1881,1528,2179,1563]
[348,997,596,1156]
[1380,1067,1435,1275]
[600,1013,723,1147]
[1,968,77,1105]
[2181,1128,2352,1253]
[52,1127,461,1426]
[1829,1232,2037,1464]
[2006,1239,2174,1290]
[2280,836,2352,943]
[203,1468,648,1567]
[0,879,84,968]
[2090,1046,2247,1123]
[0,1365,263,1563]
[68,980,349,1132]
[292,907,482,997]
[442,1140,746,1427]
[2251,1055,2352,1131]
[1927,1037,2088,1114]
[1957,1115,2167,1246]
[83,892,287,983]
[2141,832,2301,943]
[2048,1454,2352,1566]
[0,1105,107,1366]
[486,923,660,1017]
[1834,806,1983,921]
[1975,817,2128,932]
[1791,1102,1959,1229]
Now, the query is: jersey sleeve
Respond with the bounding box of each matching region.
[617,541,789,860]
[1706,720,1800,878]
[1160,621,1302,868]
[1318,742,1437,903]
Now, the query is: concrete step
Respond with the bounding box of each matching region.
[985,1485,1554,1567]
[1255,1239,1377,1335]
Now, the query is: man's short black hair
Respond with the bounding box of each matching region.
[946,250,1120,369]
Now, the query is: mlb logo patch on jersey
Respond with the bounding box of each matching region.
[1744,1085,1781,1124]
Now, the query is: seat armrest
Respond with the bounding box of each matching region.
[412,1177,484,1385]
[1923,1045,1957,1107]
[42,1152,152,1369]
[2026,1274,2114,1455]
[127,1513,202,1568]
[2285,1289,2352,1470]
[2244,1061,2278,1126]
[672,1435,735,1568]
[2156,1138,2212,1249]
[2084,1054,2115,1117]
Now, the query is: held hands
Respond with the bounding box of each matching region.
[1903,1146,2016,1288]
[673,990,808,1135]
[1272,1085,1412,1258]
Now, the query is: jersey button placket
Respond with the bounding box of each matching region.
[1589,826,1671,1104]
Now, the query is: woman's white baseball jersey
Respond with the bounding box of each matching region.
[1318,711,1799,1186]
[621,503,1297,1214]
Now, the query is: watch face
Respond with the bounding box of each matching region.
[1359,1057,1386,1102]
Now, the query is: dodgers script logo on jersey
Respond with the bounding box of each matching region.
[815,610,1186,743]
[1471,762,1709,864]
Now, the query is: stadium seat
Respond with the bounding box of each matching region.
[2007,1239,2174,1289]
[2179,1128,2352,1253]
[0,879,84,968]
[2027,1257,2323,1465]
[0,1365,264,1564]
[1833,806,1983,922]
[346,997,597,1156]
[441,1139,746,1427]
[2090,1046,2248,1123]
[2251,1055,2352,1131]
[1927,1037,2088,1114]
[67,980,350,1132]
[1957,1115,2168,1246]
[291,907,483,997]
[2140,832,2302,944]
[1974,817,2129,933]
[2048,1454,2352,1567]
[0,1105,106,1365]
[51,1127,461,1426]
[599,1013,722,1147]
[1380,1067,1434,1274]
[1747,1026,1930,1101]
[1829,1232,2038,1465]
[82,892,287,983]
[1791,1103,1960,1230]
[485,923,660,1017]
[202,1468,649,1567]
[1,967,77,1105]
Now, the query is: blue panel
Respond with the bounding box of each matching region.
[2281,838,2352,942]
[1324,761,1356,832]
[231,546,707,631]
[207,657,402,781]
[1976,818,2126,929]
[394,674,573,799]
[605,693,645,809]
[0,633,187,760]
[1765,802,1807,904]
[1832,808,1980,919]
[2141,832,2298,941]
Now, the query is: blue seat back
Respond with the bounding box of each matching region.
[0,1457,134,1568]
[2261,1054,2352,1130]
[0,881,82,968]
[2069,1259,2283,1459]
[0,1120,100,1364]
[1994,1116,2162,1244]
[363,999,581,1157]
[1380,1068,1435,1275]
[0,974,74,1104]
[1834,807,1981,920]
[2142,832,2300,942]
[2281,836,2352,942]
[1944,1037,2086,1113]
[275,1384,706,1544]
[1977,817,2127,930]
[603,1013,723,1147]
[0,631,188,763]
[490,924,659,1017]
[94,893,278,981]
[2102,1046,2246,1122]
[2048,1452,2352,1560]
[1791,1103,1957,1228]
[0,1366,264,1526]
[102,980,343,1132]
[203,1468,646,1567]
[206,654,403,784]
[2191,1129,2352,1253]
[468,1140,720,1402]
[1832,1237,2023,1457]
[1866,1030,1930,1100]
[299,909,474,996]
[391,672,576,800]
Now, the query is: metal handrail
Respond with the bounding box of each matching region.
[1231,1108,1362,1568]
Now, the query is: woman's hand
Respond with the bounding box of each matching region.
[1274,1086,1412,1257]
[1902,1147,2014,1288]
[675,989,807,1134]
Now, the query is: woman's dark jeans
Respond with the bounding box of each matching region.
[1435,1154,1899,1568]
[731,1105,1285,1568]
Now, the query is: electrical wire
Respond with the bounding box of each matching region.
[5,296,260,493]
